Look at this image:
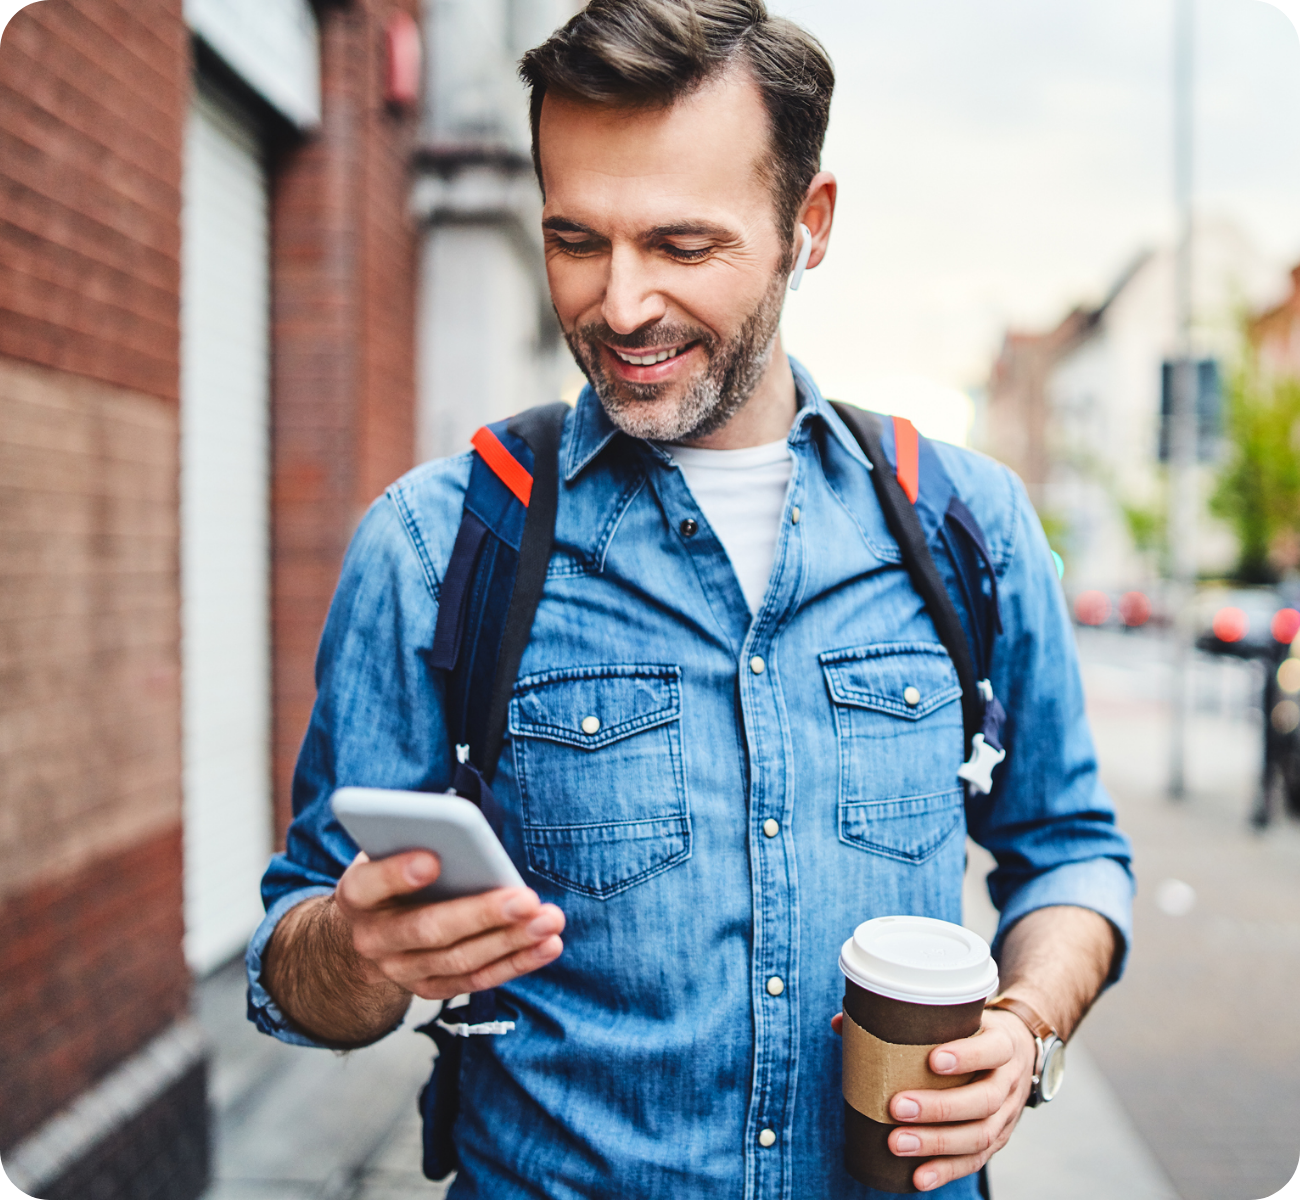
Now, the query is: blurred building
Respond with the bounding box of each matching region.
[984,217,1286,592]
[1251,263,1300,378]
[0,0,423,1194]
[413,0,577,462]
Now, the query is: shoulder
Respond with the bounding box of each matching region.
[929,440,1029,576]
[349,452,473,601]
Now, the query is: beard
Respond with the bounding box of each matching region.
[563,267,787,444]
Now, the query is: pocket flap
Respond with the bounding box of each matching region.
[509,664,682,749]
[820,643,961,720]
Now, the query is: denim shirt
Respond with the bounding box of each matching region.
[248,361,1133,1200]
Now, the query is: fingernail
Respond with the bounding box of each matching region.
[894,1133,921,1154]
[894,1098,920,1120]
[502,892,537,921]
[919,1169,938,1190]
[525,913,554,939]
[933,1050,958,1072]
[405,854,436,884]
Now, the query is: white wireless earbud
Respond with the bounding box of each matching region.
[788,223,813,291]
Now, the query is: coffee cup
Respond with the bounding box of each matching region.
[839,916,999,1193]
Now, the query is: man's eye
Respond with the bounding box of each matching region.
[663,244,712,262]
[553,237,602,256]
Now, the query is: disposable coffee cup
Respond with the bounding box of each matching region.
[839,916,999,1193]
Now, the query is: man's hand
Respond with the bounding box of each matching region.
[830,1007,1035,1192]
[830,905,1118,1192]
[263,850,565,1046]
[336,849,566,999]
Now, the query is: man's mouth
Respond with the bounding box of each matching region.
[608,343,693,366]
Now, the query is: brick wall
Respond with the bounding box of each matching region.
[0,0,184,400]
[270,0,420,839]
[0,0,189,1154]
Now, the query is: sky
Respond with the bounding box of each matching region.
[766,0,1300,442]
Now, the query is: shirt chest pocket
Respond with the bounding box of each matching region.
[820,643,966,863]
[508,664,690,899]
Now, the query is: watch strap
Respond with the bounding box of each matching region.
[985,995,1058,1043]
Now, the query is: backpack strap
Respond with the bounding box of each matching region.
[419,402,567,1184]
[830,403,1006,794]
[430,402,568,781]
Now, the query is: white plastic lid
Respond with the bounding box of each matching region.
[839,916,999,1006]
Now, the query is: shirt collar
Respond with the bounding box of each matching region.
[562,355,870,483]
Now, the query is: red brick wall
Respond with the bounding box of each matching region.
[0,0,185,402]
[0,0,189,1150]
[0,829,189,1150]
[270,0,420,839]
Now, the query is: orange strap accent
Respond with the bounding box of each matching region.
[470,426,533,507]
[892,415,919,504]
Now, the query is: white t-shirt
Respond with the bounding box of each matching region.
[666,438,793,615]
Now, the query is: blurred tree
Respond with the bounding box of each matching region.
[1210,350,1300,583]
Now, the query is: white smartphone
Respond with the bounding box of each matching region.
[330,787,525,901]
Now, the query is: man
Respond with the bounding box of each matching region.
[248,3,1133,1197]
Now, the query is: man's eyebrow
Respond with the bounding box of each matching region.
[542,217,598,235]
[643,221,734,241]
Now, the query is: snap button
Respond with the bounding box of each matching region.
[680,518,698,537]
[758,1128,777,1148]
[763,818,779,838]
[791,506,801,525]
[750,656,766,675]
[766,976,784,996]
[581,716,601,735]
[903,686,921,707]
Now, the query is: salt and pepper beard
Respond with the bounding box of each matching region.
[563,264,788,444]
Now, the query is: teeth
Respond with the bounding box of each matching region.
[615,346,684,366]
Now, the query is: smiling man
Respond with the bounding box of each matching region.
[247,3,1133,1198]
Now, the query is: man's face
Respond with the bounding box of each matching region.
[539,70,791,442]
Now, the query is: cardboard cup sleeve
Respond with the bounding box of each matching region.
[841,1011,976,1124]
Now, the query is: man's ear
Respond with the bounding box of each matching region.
[797,171,837,273]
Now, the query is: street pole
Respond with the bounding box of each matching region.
[1169,0,1197,799]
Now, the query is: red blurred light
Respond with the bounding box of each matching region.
[1118,591,1151,627]
[1212,606,1249,643]
[1272,608,1300,643]
[385,12,422,107]
[1075,590,1111,626]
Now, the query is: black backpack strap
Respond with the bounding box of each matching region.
[418,402,567,1182]
[830,402,984,752]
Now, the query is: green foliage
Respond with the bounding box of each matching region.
[1120,499,1166,561]
[1209,354,1300,583]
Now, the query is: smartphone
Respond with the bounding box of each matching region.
[330,786,525,902]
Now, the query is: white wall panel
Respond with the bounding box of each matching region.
[180,90,272,975]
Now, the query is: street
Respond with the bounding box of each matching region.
[197,628,1300,1200]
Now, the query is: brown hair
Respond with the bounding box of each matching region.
[518,0,834,250]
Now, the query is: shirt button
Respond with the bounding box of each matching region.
[749,656,766,675]
[680,518,698,537]
[758,1128,777,1148]
[766,976,785,996]
[763,818,779,838]
[791,505,801,525]
[581,716,601,735]
[903,686,921,707]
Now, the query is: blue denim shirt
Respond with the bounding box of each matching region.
[248,361,1133,1200]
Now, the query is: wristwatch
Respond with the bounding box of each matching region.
[985,995,1066,1107]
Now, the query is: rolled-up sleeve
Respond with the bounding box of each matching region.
[958,463,1135,981]
[246,476,459,1045]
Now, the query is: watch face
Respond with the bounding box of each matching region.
[1040,1040,1066,1102]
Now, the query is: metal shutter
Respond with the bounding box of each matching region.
[180,89,272,975]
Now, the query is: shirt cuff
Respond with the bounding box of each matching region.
[245,886,336,1048]
[991,857,1134,985]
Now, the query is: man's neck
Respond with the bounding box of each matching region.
[680,336,798,450]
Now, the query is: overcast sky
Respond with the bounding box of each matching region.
[767,0,1300,439]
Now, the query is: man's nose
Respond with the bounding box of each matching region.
[601,245,668,335]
